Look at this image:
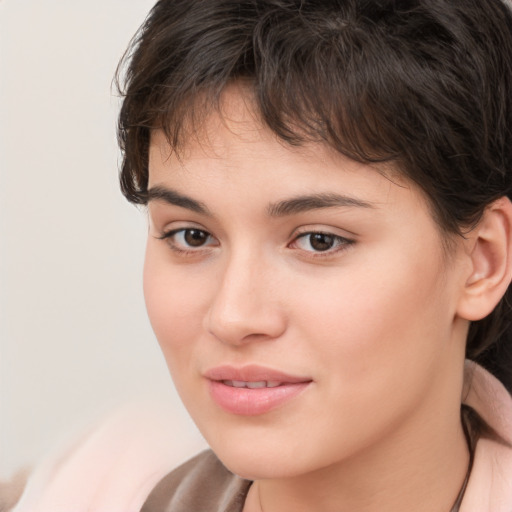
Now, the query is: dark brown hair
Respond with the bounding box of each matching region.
[117,0,512,390]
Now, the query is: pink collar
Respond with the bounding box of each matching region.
[460,361,512,511]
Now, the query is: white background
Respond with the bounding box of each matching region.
[0,0,205,478]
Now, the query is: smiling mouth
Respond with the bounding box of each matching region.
[208,379,311,415]
[205,365,312,415]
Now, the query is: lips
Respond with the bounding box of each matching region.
[204,365,312,416]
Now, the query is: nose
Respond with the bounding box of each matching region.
[204,251,287,346]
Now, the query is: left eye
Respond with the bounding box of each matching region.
[293,232,352,253]
[160,228,217,250]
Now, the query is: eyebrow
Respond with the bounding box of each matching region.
[146,186,375,217]
[146,186,211,216]
[267,193,375,217]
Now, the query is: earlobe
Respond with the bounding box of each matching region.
[457,197,512,321]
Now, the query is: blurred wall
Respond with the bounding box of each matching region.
[0,0,206,478]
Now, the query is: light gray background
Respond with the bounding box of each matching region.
[0,0,205,478]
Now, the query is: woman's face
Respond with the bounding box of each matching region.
[144,90,469,479]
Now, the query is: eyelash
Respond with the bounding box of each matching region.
[157,228,354,257]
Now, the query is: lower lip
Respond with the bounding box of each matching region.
[208,380,311,416]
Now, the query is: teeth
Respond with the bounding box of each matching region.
[246,381,267,389]
[222,380,283,388]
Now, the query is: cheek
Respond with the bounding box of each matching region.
[294,248,454,395]
[272,255,456,462]
[143,244,207,363]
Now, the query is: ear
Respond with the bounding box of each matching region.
[456,197,512,321]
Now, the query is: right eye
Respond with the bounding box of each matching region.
[158,228,218,253]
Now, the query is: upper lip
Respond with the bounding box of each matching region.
[204,364,312,384]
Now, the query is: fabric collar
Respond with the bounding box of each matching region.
[460,361,512,511]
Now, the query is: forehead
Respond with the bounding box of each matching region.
[150,85,300,169]
[148,85,426,218]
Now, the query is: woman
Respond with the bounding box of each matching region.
[114,0,512,510]
[10,0,512,511]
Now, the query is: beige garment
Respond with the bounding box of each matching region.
[142,362,512,512]
[8,401,206,512]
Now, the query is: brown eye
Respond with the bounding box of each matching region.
[308,233,335,251]
[292,231,353,254]
[159,227,217,252]
[184,229,209,247]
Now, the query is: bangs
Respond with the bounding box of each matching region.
[118,0,512,234]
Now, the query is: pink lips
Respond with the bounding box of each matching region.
[205,365,312,416]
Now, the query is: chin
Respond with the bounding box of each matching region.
[204,432,319,480]
[216,452,295,481]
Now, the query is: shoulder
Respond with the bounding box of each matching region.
[0,470,28,512]
[142,450,251,512]
[461,361,512,511]
[10,401,207,512]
